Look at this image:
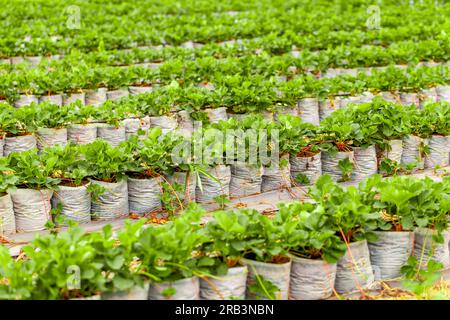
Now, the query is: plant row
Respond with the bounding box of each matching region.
[3,29,450,73]
[0,173,448,300]
[0,63,448,107]
[1,0,448,57]
[0,98,448,236]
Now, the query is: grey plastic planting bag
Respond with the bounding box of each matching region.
[290,153,322,185]
[165,171,196,203]
[177,110,194,138]
[380,139,403,164]
[205,107,228,123]
[424,135,449,168]
[353,146,377,181]
[85,88,107,107]
[36,128,67,152]
[400,93,419,106]
[128,177,162,215]
[10,188,53,232]
[261,154,291,192]
[339,96,360,109]
[289,255,337,300]
[196,165,231,203]
[0,138,4,157]
[97,125,126,147]
[149,277,200,300]
[436,85,450,103]
[51,184,91,225]
[335,240,374,294]
[241,257,291,300]
[401,135,424,170]
[298,98,319,125]
[368,231,413,280]
[121,118,149,140]
[200,266,248,300]
[0,193,16,235]
[13,95,38,108]
[67,124,98,145]
[276,105,299,119]
[63,93,85,106]
[414,228,450,269]
[101,282,149,300]
[128,86,152,96]
[3,135,37,156]
[419,88,437,108]
[39,94,63,106]
[106,89,129,101]
[229,162,262,197]
[319,98,340,122]
[150,115,178,134]
[321,151,354,182]
[90,179,129,221]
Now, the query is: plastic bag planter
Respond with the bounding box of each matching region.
[165,171,197,204]
[436,85,450,103]
[413,228,450,269]
[148,277,200,300]
[51,183,91,225]
[13,95,39,108]
[289,255,337,300]
[205,107,228,123]
[67,124,98,145]
[319,98,340,122]
[3,135,36,156]
[63,93,85,106]
[368,231,413,280]
[353,146,377,181]
[36,128,67,152]
[39,94,63,106]
[149,115,178,135]
[85,88,107,107]
[424,135,449,169]
[400,92,419,106]
[401,135,425,170]
[200,266,248,300]
[106,89,129,101]
[196,165,231,203]
[241,257,291,300]
[101,282,149,300]
[128,85,152,96]
[177,110,194,138]
[121,118,150,140]
[334,240,375,294]
[419,88,438,108]
[10,188,53,232]
[298,98,319,126]
[229,162,263,197]
[97,124,126,147]
[0,193,16,235]
[290,152,322,185]
[379,139,403,164]
[261,154,291,192]
[128,176,162,215]
[90,179,129,221]
[321,151,355,182]
[339,96,360,109]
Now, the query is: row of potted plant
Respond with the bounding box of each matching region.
[1,50,449,103]
[1,0,447,58]
[0,173,448,300]
[4,32,449,78]
[0,99,448,236]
